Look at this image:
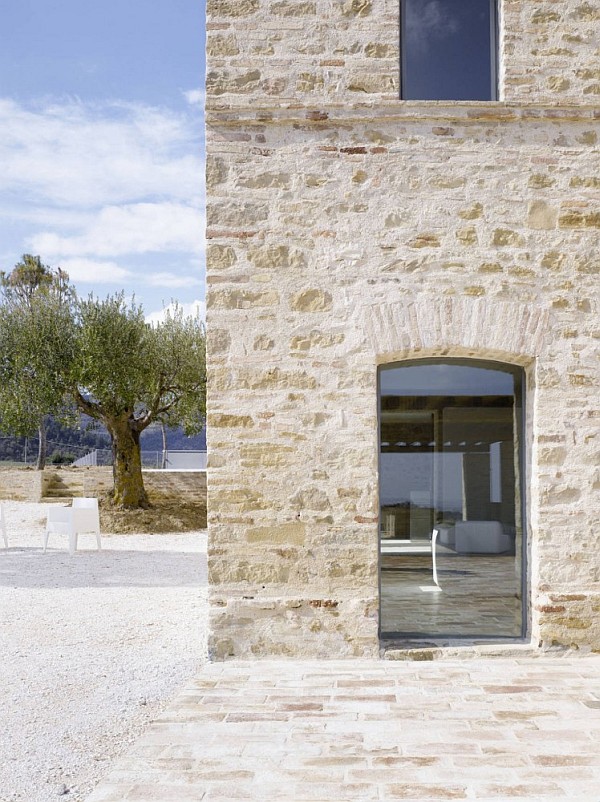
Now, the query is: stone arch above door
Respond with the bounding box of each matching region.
[359,297,551,366]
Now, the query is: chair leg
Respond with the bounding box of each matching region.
[96,529,102,551]
[43,528,49,553]
[69,529,77,556]
[1,524,7,548]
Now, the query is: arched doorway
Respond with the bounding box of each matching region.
[379,358,527,640]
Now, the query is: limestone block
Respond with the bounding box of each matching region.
[528,200,558,230]
[291,289,333,312]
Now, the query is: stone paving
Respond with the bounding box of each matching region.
[86,653,600,802]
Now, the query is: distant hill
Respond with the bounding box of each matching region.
[0,416,206,465]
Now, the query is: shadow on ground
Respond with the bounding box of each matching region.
[0,546,207,589]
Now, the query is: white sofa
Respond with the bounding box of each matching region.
[454,520,513,554]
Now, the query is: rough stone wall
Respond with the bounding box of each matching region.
[207,0,600,104]
[0,469,44,501]
[0,467,207,504]
[206,0,600,658]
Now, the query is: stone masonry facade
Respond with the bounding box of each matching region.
[205,0,600,658]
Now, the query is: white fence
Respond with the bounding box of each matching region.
[72,449,207,470]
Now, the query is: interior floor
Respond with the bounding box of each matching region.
[380,549,522,637]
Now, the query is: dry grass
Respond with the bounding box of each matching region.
[99,492,207,534]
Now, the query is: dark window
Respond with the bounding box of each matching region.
[400,0,498,101]
[378,359,526,640]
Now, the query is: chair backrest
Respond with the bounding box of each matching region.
[72,497,98,510]
[47,506,73,524]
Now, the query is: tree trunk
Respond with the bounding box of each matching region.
[36,418,47,470]
[108,415,149,508]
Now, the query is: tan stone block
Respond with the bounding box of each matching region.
[342,0,372,17]
[408,233,440,249]
[541,251,567,271]
[207,0,259,17]
[574,2,600,20]
[271,1,316,15]
[248,245,305,268]
[206,34,240,57]
[290,486,331,511]
[208,413,254,428]
[206,69,262,95]
[365,43,396,58]
[456,227,478,245]
[238,172,291,189]
[209,289,279,309]
[246,522,306,545]
[478,262,502,273]
[547,76,570,92]
[531,10,561,23]
[291,289,333,312]
[492,229,525,246]
[528,200,558,230]
[347,74,398,93]
[528,174,555,189]
[253,335,275,350]
[297,72,325,92]
[570,176,600,188]
[240,367,317,390]
[458,203,483,220]
[429,176,466,189]
[290,330,344,351]
[207,244,237,270]
[559,210,600,229]
[207,200,268,227]
[206,155,228,187]
[207,328,232,354]
[240,443,295,467]
[384,212,403,227]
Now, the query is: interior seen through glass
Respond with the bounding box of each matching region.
[379,360,524,639]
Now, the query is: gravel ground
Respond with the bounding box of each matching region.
[0,501,208,802]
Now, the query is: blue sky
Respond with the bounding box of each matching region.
[0,0,206,322]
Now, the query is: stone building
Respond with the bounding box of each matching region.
[205,0,599,658]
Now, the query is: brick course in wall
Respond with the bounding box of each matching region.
[206,0,600,658]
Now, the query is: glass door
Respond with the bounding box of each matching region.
[379,359,525,639]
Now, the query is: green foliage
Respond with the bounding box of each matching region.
[73,293,206,436]
[0,255,76,437]
[0,255,206,501]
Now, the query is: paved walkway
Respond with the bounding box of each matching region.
[87,654,600,801]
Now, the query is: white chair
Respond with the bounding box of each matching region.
[454,520,512,554]
[44,498,101,555]
[0,504,7,548]
[431,528,441,589]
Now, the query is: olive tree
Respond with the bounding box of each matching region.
[71,294,206,508]
[0,256,75,468]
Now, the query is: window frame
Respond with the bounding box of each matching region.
[399,0,499,102]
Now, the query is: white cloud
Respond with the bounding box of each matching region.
[59,258,134,284]
[146,299,206,325]
[29,202,204,258]
[0,98,203,208]
[406,1,460,51]
[184,88,205,106]
[0,96,205,310]
[146,272,202,288]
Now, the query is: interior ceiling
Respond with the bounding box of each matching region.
[380,395,514,453]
